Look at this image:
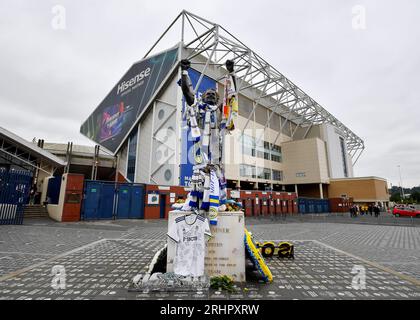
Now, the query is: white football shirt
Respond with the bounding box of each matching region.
[167,214,212,277]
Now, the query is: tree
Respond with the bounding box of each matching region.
[411,191,420,203]
[390,193,401,203]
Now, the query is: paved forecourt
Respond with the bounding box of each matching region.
[0,218,419,300]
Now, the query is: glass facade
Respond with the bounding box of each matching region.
[257,167,271,180]
[240,164,283,182]
[272,169,283,182]
[127,127,138,182]
[241,134,282,163]
[339,137,349,178]
[241,135,255,157]
[240,164,256,178]
[271,145,282,163]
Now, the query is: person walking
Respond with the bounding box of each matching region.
[29,184,36,205]
[374,205,380,218]
[368,204,373,216]
[350,205,357,218]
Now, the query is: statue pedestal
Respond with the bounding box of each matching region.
[167,210,246,282]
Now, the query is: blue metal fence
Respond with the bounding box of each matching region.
[298,198,330,214]
[0,168,32,225]
[81,180,145,220]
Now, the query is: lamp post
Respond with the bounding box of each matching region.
[397,165,405,202]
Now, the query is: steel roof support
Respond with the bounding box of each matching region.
[144,10,364,161]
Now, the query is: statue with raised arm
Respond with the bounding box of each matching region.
[179,59,238,225]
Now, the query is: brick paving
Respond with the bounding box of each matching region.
[0,217,419,300]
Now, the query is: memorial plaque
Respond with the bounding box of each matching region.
[167,211,246,282]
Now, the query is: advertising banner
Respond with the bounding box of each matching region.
[80,47,179,153]
[179,69,217,186]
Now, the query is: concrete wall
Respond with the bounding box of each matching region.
[328,177,390,203]
[282,138,330,185]
[293,124,322,141]
[149,75,178,186]
[136,108,153,183]
[133,74,179,185]
[47,175,67,222]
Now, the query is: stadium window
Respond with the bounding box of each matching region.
[240,164,256,178]
[272,170,283,181]
[271,144,282,163]
[264,168,271,180]
[256,167,271,180]
[239,164,246,177]
[255,139,264,159]
[263,141,271,160]
[127,127,138,182]
[241,134,255,157]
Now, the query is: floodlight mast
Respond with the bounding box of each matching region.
[144,10,365,166]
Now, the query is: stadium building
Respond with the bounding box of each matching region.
[80,11,388,206]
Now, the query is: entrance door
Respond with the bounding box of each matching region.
[116,184,130,219]
[82,182,101,220]
[98,183,114,219]
[129,185,144,219]
[160,194,167,219]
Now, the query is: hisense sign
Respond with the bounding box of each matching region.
[80,47,178,154]
[117,67,151,95]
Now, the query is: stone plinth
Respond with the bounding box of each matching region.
[167,211,246,282]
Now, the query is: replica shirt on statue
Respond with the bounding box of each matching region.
[167,214,212,277]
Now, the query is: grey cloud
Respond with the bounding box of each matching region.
[0,0,419,187]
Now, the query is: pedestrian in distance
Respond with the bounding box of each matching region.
[350,205,357,218]
[29,184,36,205]
[368,204,373,216]
[374,205,380,218]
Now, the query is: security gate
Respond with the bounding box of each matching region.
[298,198,330,214]
[0,169,32,225]
[81,180,145,220]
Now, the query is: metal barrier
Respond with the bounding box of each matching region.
[0,169,32,225]
[81,180,145,220]
[297,198,330,214]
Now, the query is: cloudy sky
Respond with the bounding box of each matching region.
[0,0,419,188]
